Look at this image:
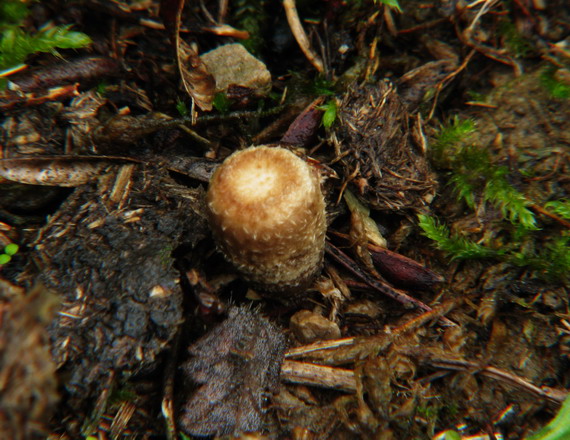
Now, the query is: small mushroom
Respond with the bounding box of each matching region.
[206,145,326,294]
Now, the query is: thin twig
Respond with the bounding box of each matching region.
[286,337,356,359]
[282,0,324,72]
[414,352,568,405]
[325,242,455,326]
[427,49,476,121]
[397,18,447,35]
[530,203,570,229]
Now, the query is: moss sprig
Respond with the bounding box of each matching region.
[431,116,476,166]
[418,214,501,260]
[545,200,570,220]
[0,1,91,88]
[418,214,570,282]
[483,166,537,230]
[540,67,570,100]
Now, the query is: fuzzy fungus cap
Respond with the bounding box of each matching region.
[207,145,326,294]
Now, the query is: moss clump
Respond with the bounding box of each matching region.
[421,116,570,283]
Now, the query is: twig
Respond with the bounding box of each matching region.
[286,337,356,359]
[411,350,568,405]
[325,242,455,326]
[285,298,461,366]
[109,401,136,440]
[162,328,183,440]
[530,203,570,229]
[427,49,476,121]
[282,0,324,72]
[281,360,356,392]
[397,18,447,35]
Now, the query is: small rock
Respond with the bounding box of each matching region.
[290,310,341,343]
[201,43,271,96]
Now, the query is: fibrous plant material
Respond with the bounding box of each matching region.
[179,307,287,437]
[207,145,327,294]
[159,0,215,112]
[335,82,436,211]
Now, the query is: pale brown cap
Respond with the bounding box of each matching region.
[207,145,326,293]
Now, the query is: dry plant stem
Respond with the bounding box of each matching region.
[391,298,459,332]
[0,83,80,111]
[427,49,476,121]
[286,337,356,359]
[455,19,522,76]
[397,18,447,35]
[413,352,569,405]
[82,372,115,435]
[325,242,455,326]
[217,0,228,22]
[109,164,136,207]
[530,203,570,229]
[281,360,356,392]
[286,299,460,366]
[161,329,181,440]
[109,401,136,440]
[282,0,324,72]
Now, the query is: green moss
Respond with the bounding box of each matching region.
[511,234,570,282]
[540,67,570,99]
[0,243,19,266]
[483,166,537,230]
[545,200,570,219]
[0,2,91,88]
[319,98,338,129]
[431,117,476,166]
[0,0,28,25]
[499,19,534,59]
[421,116,570,282]
[312,76,336,96]
[418,214,502,260]
[212,92,232,113]
[419,212,570,283]
[232,0,267,55]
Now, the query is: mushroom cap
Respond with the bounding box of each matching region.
[207,145,326,292]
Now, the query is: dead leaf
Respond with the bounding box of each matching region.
[159,0,215,111]
[0,156,124,186]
